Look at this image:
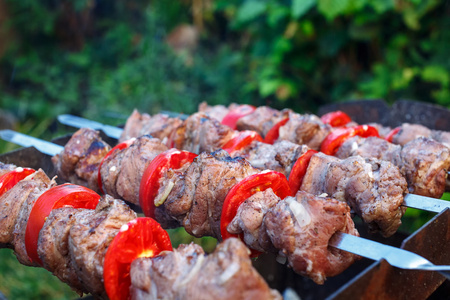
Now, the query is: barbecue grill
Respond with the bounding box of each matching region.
[0,99,449,299]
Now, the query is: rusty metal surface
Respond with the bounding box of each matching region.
[328,209,449,300]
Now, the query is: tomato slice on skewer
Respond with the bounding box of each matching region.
[222,130,263,155]
[220,171,291,249]
[320,125,379,156]
[139,149,198,218]
[103,217,172,300]
[385,126,401,143]
[320,111,352,127]
[288,150,318,196]
[98,138,135,194]
[221,104,256,130]
[263,118,289,144]
[0,168,35,197]
[25,183,100,265]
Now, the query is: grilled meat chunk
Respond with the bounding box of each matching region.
[236,106,290,137]
[301,153,407,237]
[130,238,282,300]
[0,162,16,176]
[170,112,234,154]
[278,113,332,151]
[119,110,183,144]
[100,135,168,205]
[156,149,260,238]
[0,170,53,254]
[336,136,450,198]
[400,137,450,197]
[68,195,137,298]
[227,188,280,253]
[265,191,359,284]
[52,128,111,192]
[232,140,309,177]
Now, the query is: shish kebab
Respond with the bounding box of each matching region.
[1,130,450,283]
[0,164,281,299]
[60,106,450,199]
[56,112,450,214]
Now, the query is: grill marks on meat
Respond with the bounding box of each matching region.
[52,128,111,192]
[265,191,359,284]
[336,136,450,198]
[130,238,282,300]
[158,150,260,238]
[119,110,183,144]
[278,113,332,151]
[236,106,290,137]
[100,135,168,205]
[170,112,235,154]
[232,140,309,177]
[301,153,407,237]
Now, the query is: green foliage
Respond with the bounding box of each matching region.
[213,0,450,112]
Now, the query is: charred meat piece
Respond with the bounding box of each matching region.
[265,191,359,284]
[278,113,332,151]
[156,149,260,238]
[170,112,235,154]
[100,135,168,205]
[389,123,450,147]
[52,128,111,192]
[0,162,17,176]
[232,140,309,177]
[119,110,183,144]
[336,136,450,198]
[236,106,290,137]
[301,153,407,237]
[130,238,282,300]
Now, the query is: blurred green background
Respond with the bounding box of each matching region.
[0,0,449,298]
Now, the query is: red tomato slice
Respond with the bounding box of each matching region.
[288,150,317,196]
[221,104,256,130]
[103,217,172,300]
[320,111,352,127]
[139,149,197,218]
[98,138,135,194]
[385,126,401,143]
[25,184,100,265]
[0,168,35,197]
[220,171,291,254]
[320,125,379,156]
[263,118,289,144]
[222,130,263,155]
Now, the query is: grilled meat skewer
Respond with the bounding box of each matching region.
[0,163,281,299]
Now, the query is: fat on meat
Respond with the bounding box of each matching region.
[130,238,282,300]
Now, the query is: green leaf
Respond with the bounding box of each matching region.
[292,0,316,19]
[422,66,450,86]
[235,1,267,24]
[318,0,351,20]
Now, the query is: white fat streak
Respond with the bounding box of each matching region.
[154,180,175,207]
[351,141,359,152]
[318,193,328,198]
[286,198,311,227]
[110,166,117,172]
[219,261,241,284]
[177,254,205,287]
